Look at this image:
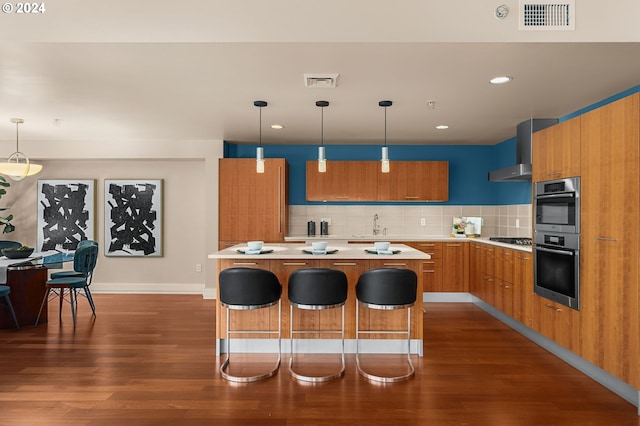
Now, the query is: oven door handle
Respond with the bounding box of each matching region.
[535,245,575,256]
[536,192,575,200]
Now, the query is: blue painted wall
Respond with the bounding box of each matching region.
[225,142,527,205]
[225,85,640,207]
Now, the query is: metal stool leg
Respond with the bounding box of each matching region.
[289,303,345,383]
[356,302,415,383]
[220,300,281,383]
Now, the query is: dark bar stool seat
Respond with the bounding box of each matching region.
[355,268,417,383]
[218,267,283,383]
[288,268,348,382]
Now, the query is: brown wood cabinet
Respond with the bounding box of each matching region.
[579,93,639,388]
[513,250,533,327]
[442,242,468,292]
[377,161,448,201]
[532,116,581,181]
[306,160,448,202]
[306,161,377,201]
[533,295,581,353]
[406,242,442,292]
[219,158,288,247]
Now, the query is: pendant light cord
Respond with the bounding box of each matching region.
[259,106,262,147]
[384,106,387,147]
[321,106,324,147]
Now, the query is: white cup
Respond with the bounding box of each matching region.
[247,241,263,251]
[374,241,390,251]
[311,241,328,251]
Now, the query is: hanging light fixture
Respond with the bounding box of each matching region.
[254,100,267,173]
[379,100,392,173]
[316,100,329,173]
[0,118,42,181]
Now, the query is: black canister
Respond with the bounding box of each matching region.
[320,221,329,236]
[307,221,316,236]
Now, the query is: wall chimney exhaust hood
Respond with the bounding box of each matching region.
[488,118,558,182]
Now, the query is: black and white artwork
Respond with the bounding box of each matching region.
[104,179,163,257]
[37,180,95,251]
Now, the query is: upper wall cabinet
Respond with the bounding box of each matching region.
[219,158,288,245]
[532,116,581,181]
[378,161,448,201]
[306,161,378,201]
[306,160,449,202]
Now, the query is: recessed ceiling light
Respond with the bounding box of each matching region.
[490,76,513,84]
[436,125,449,130]
[270,124,284,129]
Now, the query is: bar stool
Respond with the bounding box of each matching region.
[0,285,19,329]
[355,268,417,383]
[218,267,282,383]
[288,268,348,382]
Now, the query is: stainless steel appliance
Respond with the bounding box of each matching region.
[533,231,580,310]
[534,176,580,234]
[489,237,532,246]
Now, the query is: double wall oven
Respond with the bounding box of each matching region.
[533,177,580,310]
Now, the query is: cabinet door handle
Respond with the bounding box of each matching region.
[333,262,356,266]
[282,262,308,266]
[232,262,258,266]
[545,171,562,177]
[446,244,461,247]
[383,262,407,266]
[334,196,350,199]
[404,196,420,199]
[595,237,617,242]
[544,303,562,312]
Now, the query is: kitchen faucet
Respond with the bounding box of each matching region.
[373,214,380,235]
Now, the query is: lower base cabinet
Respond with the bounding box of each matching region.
[532,295,581,354]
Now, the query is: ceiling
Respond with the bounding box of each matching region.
[1,2,639,148]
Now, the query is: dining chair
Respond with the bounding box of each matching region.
[0,285,19,329]
[49,240,98,314]
[35,243,99,328]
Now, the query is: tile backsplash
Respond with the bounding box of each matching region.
[289,204,532,238]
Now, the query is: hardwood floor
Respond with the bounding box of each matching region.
[0,295,638,425]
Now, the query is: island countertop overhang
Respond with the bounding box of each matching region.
[208,243,431,260]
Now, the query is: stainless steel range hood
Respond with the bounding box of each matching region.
[488,118,558,182]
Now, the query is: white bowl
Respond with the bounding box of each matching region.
[311,241,328,251]
[247,241,263,251]
[374,241,390,251]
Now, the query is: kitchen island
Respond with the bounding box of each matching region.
[209,242,430,356]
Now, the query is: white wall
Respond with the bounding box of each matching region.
[0,140,224,296]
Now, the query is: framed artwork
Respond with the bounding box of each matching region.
[104,179,163,257]
[37,179,95,251]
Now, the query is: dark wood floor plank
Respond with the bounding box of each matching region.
[0,295,637,425]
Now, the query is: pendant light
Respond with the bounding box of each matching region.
[0,118,42,181]
[379,100,392,173]
[254,100,267,173]
[316,100,329,173]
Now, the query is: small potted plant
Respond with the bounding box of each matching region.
[0,176,15,234]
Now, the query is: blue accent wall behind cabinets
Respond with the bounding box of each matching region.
[225,142,531,206]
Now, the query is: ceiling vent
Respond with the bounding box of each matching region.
[519,0,575,30]
[304,73,339,89]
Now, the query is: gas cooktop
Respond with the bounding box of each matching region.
[489,237,533,246]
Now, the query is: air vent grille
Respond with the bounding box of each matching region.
[519,1,575,30]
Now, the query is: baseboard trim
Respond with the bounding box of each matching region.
[90,282,205,295]
[471,296,639,411]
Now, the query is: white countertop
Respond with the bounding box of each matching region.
[285,235,533,252]
[209,242,431,260]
